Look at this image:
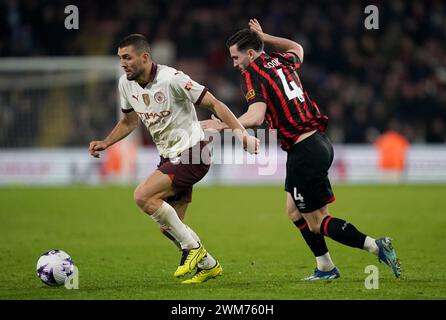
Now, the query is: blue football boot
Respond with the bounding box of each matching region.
[376,237,401,278]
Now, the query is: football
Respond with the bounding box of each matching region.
[36,250,75,286]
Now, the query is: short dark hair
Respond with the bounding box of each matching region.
[226,29,264,52]
[118,34,151,53]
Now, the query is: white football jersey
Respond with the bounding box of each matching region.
[118,63,207,158]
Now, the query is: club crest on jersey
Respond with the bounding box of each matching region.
[142,93,150,106]
[184,81,193,91]
[245,89,255,101]
[154,91,166,103]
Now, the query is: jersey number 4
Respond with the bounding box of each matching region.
[277,68,305,102]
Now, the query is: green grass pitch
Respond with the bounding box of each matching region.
[1,184,445,300]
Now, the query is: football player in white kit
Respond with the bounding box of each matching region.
[89,34,259,284]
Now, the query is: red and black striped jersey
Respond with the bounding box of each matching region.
[240,51,328,150]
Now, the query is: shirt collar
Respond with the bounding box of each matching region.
[247,52,265,70]
[148,62,157,83]
[138,63,157,88]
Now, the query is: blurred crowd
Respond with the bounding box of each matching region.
[0,0,445,147]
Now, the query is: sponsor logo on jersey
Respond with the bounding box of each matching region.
[245,89,255,101]
[154,91,166,103]
[142,93,150,106]
[136,110,171,126]
[132,94,139,102]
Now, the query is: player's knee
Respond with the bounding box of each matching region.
[287,209,301,221]
[133,189,145,208]
[307,221,322,234]
[134,190,158,214]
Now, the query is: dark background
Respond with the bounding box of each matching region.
[0,0,445,146]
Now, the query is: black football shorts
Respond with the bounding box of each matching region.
[285,131,335,213]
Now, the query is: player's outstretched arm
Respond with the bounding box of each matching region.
[237,102,267,128]
[88,111,139,158]
[201,102,267,131]
[199,91,259,154]
[248,18,304,63]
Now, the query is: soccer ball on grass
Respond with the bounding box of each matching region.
[36,249,75,286]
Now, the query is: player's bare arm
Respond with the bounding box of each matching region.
[249,18,304,63]
[88,111,138,158]
[236,102,267,128]
[201,101,267,131]
[199,91,260,154]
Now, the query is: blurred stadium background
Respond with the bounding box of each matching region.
[1,0,446,300]
[0,0,445,185]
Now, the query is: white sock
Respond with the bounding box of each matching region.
[151,202,198,249]
[363,236,379,256]
[185,225,201,243]
[198,253,217,269]
[315,252,336,272]
[186,225,217,269]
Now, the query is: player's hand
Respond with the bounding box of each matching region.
[249,18,264,36]
[200,115,226,132]
[89,140,108,158]
[242,135,260,155]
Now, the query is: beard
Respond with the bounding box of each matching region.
[126,68,143,81]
